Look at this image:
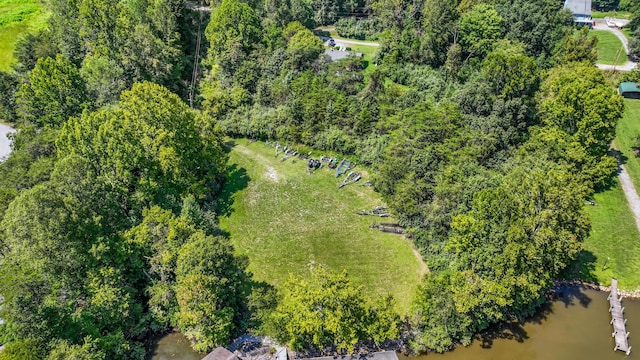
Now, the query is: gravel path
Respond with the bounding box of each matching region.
[617,164,640,232]
[0,123,15,163]
[320,36,380,47]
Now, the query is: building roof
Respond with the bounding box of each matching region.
[619,82,640,94]
[301,351,399,360]
[564,0,592,16]
[324,50,363,62]
[202,347,241,360]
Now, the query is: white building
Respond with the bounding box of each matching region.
[565,0,594,27]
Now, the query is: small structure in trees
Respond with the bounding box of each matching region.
[303,351,399,360]
[619,82,640,99]
[202,347,241,360]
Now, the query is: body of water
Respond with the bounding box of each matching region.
[409,286,640,360]
[148,333,204,360]
[149,288,640,360]
[0,123,15,162]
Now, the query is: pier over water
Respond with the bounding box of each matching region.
[609,278,632,355]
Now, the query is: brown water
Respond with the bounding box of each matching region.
[148,333,204,360]
[150,287,640,360]
[406,286,640,360]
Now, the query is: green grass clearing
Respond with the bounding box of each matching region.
[592,10,632,19]
[217,139,426,315]
[0,0,49,71]
[345,44,377,73]
[564,99,640,291]
[614,99,640,188]
[588,30,627,66]
[568,180,640,290]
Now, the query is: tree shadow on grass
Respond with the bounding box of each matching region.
[216,163,250,218]
[592,149,629,193]
[559,249,599,285]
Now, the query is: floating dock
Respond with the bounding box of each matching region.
[609,278,632,355]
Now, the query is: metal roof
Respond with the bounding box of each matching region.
[564,0,592,16]
[619,82,640,94]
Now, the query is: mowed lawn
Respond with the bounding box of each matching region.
[0,0,48,71]
[588,30,627,66]
[570,99,640,291]
[217,139,426,314]
[578,181,640,290]
[616,99,640,187]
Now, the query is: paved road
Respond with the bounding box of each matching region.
[593,19,637,71]
[0,123,15,163]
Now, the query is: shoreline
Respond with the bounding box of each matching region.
[551,279,640,299]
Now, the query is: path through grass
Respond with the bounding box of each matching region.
[588,30,627,66]
[615,99,640,187]
[568,99,640,290]
[0,0,48,71]
[217,139,426,314]
[571,181,640,290]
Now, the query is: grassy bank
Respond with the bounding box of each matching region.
[0,0,48,71]
[588,30,627,66]
[615,99,640,187]
[217,139,425,314]
[575,181,640,289]
[567,99,640,291]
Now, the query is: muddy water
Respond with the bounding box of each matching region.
[148,333,204,360]
[407,286,640,360]
[150,287,640,360]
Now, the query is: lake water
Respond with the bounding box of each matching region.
[411,286,640,360]
[0,123,15,162]
[148,333,204,360]
[149,290,639,360]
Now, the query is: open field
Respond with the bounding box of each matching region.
[588,30,627,66]
[0,0,48,71]
[217,139,426,314]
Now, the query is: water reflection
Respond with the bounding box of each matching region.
[406,286,639,359]
[150,287,639,360]
[148,333,204,360]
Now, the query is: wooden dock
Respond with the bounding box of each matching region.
[609,278,632,355]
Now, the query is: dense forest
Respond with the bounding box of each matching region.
[0,0,637,358]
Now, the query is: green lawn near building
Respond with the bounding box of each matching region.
[588,30,627,66]
[217,139,426,314]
